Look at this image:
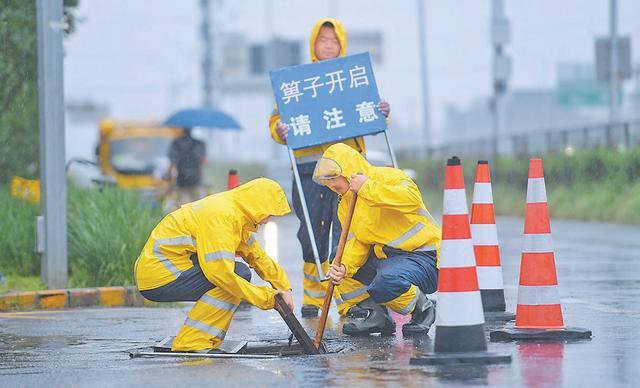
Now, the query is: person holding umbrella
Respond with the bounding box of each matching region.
[164,108,241,207]
[167,126,207,206]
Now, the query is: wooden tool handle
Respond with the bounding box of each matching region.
[314,193,358,349]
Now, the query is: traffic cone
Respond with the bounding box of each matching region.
[227,169,240,190]
[470,160,515,321]
[490,158,591,341]
[411,157,511,366]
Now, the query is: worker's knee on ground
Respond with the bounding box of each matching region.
[233,262,251,282]
[367,273,411,304]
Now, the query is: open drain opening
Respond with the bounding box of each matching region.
[129,337,339,359]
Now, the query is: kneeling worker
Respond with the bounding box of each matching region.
[135,178,294,351]
[313,144,441,336]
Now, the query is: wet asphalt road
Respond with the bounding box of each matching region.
[1,215,639,387]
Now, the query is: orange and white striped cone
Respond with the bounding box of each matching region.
[470,160,515,322]
[227,169,240,190]
[490,158,591,341]
[411,157,511,366]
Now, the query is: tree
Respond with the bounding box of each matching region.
[0,0,79,183]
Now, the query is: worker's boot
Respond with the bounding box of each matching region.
[301,304,319,318]
[343,298,395,336]
[346,304,368,318]
[401,291,435,336]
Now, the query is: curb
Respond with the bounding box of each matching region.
[0,286,155,311]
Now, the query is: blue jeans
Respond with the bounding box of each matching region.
[353,248,438,304]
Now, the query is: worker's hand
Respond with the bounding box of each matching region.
[276,289,294,311]
[276,121,289,142]
[378,99,390,117]
[350,173,368,193]
[328,263,346,285]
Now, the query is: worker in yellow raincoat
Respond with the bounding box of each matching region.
[134,178,294,351]
[314,144,441,336]
[268,18,391,318]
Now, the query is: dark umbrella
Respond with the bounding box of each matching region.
[164,108,241,130]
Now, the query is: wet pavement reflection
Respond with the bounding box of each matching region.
[1,215,639,386]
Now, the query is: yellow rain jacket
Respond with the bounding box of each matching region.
[268,18,367,161]
[135,178,292,310]
[315,144,441,277]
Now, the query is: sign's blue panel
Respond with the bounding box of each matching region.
[270,52,387,150]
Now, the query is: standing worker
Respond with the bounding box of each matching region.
[314,144,440,336]
[168,126,207,206]
[134,178,294,352]
[268,18,391,318]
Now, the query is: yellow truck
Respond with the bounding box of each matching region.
[96,119,183,202]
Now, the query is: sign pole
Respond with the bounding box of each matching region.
[383,130,399,168]
[288,148,325,280]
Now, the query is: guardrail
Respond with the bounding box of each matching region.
[396,119,640,160]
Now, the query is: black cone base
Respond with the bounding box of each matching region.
[480,289,507,312]
[410,351,512,365]
[490,326,592,342]
[484,311,516,322]
[434,324,487,353]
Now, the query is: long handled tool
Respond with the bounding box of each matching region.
[314,193,358,349]
[274,293,324,354]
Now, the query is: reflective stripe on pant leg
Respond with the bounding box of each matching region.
[383,284,419,315]
[302,261,328,307]
[171,287,240,352]
[336,277,370,316]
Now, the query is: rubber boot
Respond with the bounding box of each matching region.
[343,298,396,336]
[301,304,319,318]
[346,305,369,318]
[401,291,435,336]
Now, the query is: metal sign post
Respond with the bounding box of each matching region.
[288,148,325,279]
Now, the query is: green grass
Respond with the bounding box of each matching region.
[0,184,165,289]
[0,188,40,276]
[67,185,164,287]
[0,275,42,293]
[403,146,640,224]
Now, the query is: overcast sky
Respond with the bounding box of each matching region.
[64,0,640,131]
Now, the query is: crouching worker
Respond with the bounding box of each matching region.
[313,144,441,336]
[134,178,294,352]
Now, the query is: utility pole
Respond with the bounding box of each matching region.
[609,0,619,123]
[36,0,67,288]
[201,0,213,108]
[490,0,511,159]
[416,0,431,156]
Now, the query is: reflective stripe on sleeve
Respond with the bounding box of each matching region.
[388,223,426,248]
[205,250,235,262]
[418,208,440,226]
